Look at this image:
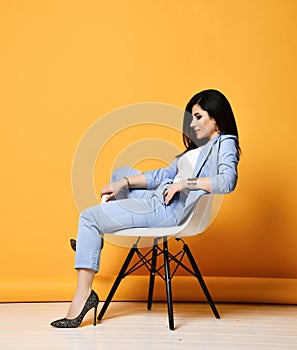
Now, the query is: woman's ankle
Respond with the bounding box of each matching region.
[66,288,92,319]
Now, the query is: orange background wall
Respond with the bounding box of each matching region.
[1,0,296,303]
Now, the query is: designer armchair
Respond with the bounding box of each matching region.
[97,193,223,330]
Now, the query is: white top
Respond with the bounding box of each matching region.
[173,147,202,183]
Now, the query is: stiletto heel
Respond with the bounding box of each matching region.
[93,304,98,326]
[50,290,99,328]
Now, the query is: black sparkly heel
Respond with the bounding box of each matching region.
[70,238,104,252]
[70,238,76,251]
[50,290,99,328]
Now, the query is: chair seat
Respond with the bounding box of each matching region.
[103,193,223,238]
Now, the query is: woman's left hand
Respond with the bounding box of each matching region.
[163,180,187,205]
[100,179,127,202]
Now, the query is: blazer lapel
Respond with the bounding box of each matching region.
[192,135,220,177]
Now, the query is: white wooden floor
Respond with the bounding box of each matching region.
[0,302,296,350]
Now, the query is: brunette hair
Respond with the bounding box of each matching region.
[183,89,241,153]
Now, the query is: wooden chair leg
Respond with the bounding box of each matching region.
[98,245,137,321]
[163,238,174,330]
[147,238,159,310]
[183,243,220,319]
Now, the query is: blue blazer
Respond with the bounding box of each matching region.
[143,134,239,224]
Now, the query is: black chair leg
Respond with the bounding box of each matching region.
[183,243,220,319]
[98,245,137,321]
[163,238,174,330]
[147,239,158,310]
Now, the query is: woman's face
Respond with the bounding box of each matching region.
[190,104,219,140]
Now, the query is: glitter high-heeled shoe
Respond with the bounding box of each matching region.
[70,238,76,251]
[70,238,104,251]
[50,290,99,328]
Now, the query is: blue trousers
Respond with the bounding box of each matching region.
[74,167,181,272]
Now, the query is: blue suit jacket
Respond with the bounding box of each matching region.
[143,134,239,224]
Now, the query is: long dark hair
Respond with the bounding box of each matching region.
[183,89,241,153]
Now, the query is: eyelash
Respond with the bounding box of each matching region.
[195,115,202,120]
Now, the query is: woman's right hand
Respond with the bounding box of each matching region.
[100,179,128,202]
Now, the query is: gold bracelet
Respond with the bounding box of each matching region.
[187,178,198,190]
[123,176,130,188]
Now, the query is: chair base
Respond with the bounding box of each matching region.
[98,237,220,330]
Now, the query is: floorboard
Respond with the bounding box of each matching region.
[0,302,296,349]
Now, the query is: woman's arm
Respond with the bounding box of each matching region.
[164,137,239,205]
[209,136,239,193]
[163,177,212,205]
[102,157,180,201]
[100,173,147,201]
[143,158,179,189]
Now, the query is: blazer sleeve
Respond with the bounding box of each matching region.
[209,136,239,194]
[143,158,178,189]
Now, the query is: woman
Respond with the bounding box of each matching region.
[51,89,240,328]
